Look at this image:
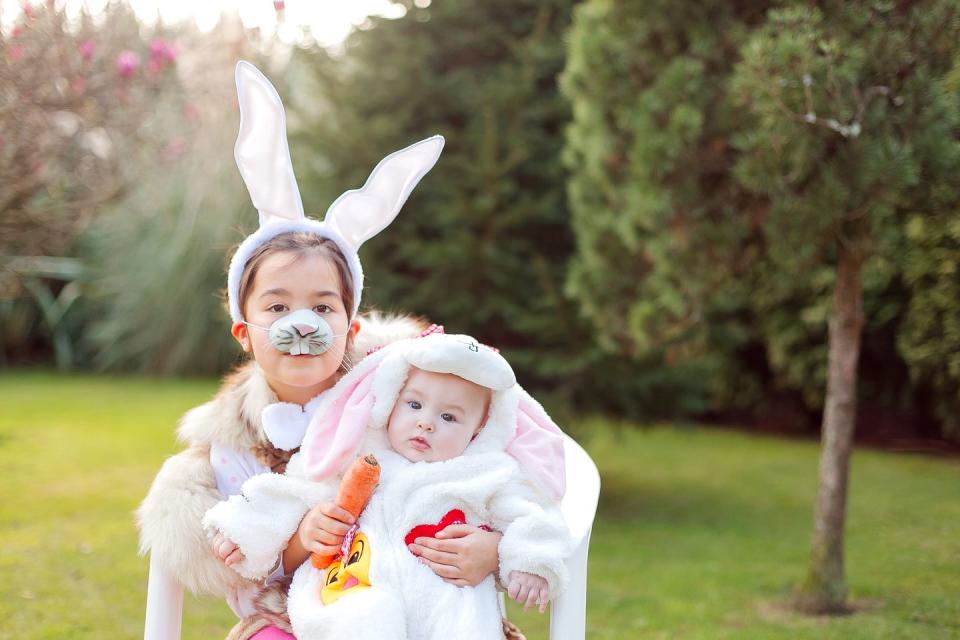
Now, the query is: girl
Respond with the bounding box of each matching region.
[204,330,571,640]
[137,62,509,640]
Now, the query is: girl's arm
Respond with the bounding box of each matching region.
[203,471,331,579]
[138,447,246,597]
[407,524,503,587]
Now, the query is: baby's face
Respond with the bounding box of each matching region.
[387,368,490,463]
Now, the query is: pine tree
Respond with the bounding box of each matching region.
[564,0,960,613]
[560,0,774,413]
[284,0,584,388]
[730,3,960,612]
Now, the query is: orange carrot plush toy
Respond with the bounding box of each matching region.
[311,454,381,569]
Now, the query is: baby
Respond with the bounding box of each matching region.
[205,330,571,640]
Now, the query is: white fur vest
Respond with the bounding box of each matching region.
[136,312,428,598]
[136,362,281,597]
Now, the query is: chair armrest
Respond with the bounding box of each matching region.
[549,529,592,640]
[549,434,601,640]
[144,554,184,640]
[559,435,600,550]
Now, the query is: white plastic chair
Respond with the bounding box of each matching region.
[144,434,601,640]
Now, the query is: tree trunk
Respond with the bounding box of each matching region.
[794,238,866,614]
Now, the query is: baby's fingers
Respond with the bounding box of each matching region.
[524,586,539,612]
[224,547,245,566]
[515,583,532,609]
[210,531,227,558]
[306,540,341,557]
[538,587,549,614]
[313,529,343,546]
[214,538,238,561]
[318,503,356,525]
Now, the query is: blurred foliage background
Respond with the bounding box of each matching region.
[2,0,960,445]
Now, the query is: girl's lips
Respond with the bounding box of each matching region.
[409,436,430,451]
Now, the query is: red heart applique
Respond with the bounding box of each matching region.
[404,509,467,547]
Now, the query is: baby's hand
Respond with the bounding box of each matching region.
[211,530,245,567]
[297,500,355,557]
[507,570,549,613]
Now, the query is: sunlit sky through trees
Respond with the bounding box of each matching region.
[0,0,428,46]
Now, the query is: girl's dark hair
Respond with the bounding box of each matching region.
[236,232,355,321]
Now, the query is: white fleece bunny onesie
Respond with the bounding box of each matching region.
[205,332,572,640]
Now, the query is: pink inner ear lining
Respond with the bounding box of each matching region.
[506,394,567,501]
[302,363,378,482]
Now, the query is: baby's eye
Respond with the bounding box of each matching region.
[440,412,457,423]
[314,303,333,314]
[268,303,288,313]
[407,400,422,410]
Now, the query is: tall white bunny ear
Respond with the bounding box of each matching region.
[234,61,305,226]
[324,135,445,250]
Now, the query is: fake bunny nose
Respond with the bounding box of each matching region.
[267,309,332,355]
[292,322,317,337]
[244,308,345,356]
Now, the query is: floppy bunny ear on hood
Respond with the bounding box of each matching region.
[225,61,445,323]
[300,347,388,483]
[508,391,567,501]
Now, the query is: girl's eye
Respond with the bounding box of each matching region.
[441,412,457,423]
[314,304,333,314]
[407,400,422,410]
[268,303,287,313]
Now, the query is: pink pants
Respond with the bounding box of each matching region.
[249,627,295,640]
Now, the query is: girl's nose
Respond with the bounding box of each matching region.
[292,322,316,337]
[417,420,434,432]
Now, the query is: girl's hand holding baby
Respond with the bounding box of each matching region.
[408,524,502,587]
[507,570,549,613]
[211,530,244,567]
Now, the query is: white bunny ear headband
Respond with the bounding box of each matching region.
[300,330,568,501]
[226,61,444,322]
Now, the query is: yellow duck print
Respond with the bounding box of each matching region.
[319,532,372,605]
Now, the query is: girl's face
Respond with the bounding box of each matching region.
[387,368,490,463]
[232,250,351,405]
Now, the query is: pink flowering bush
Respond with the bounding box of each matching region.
[115,50,141,77]
[147,38,177,74]
[0,2,183,263]
[78,39,96,61]
[2,1,273,370]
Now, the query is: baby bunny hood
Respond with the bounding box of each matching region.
[301,330,567,501]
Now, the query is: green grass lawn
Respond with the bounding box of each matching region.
[2,371,958,639]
